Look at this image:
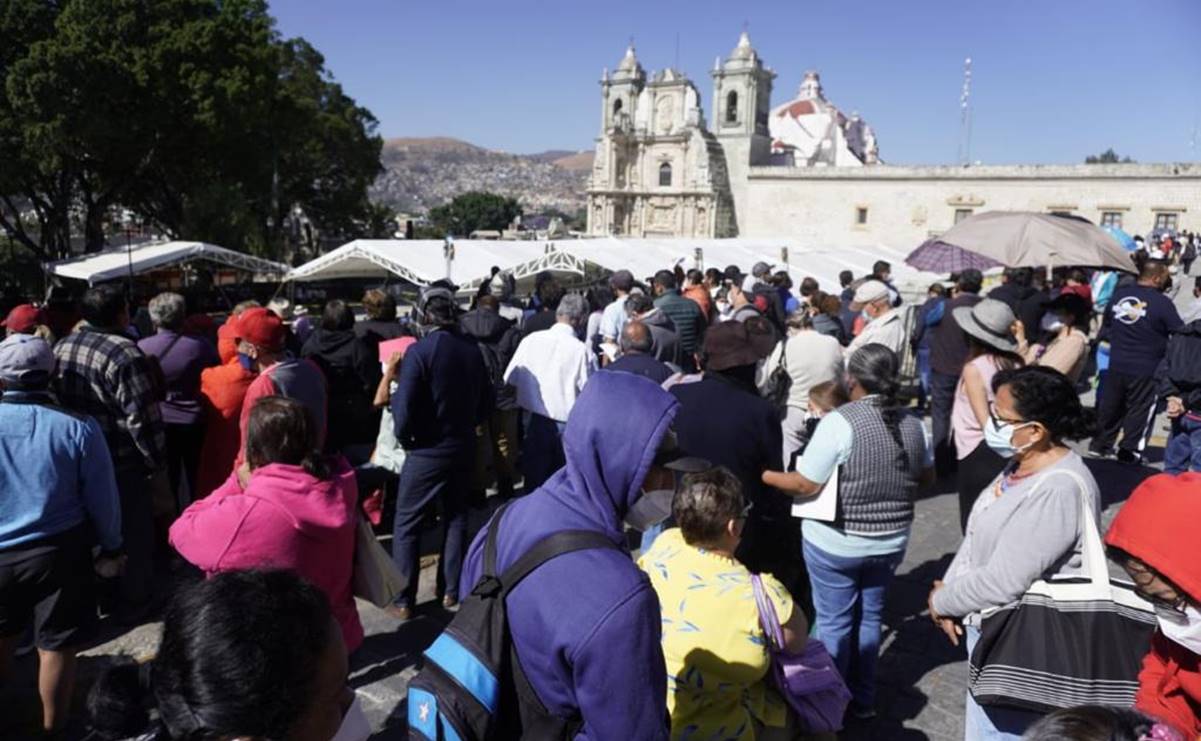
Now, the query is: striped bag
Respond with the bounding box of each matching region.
[968,470,1156,713]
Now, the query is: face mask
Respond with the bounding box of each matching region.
[625,488,674,531]
[330,694,371,741]
[984,416,1036,458]
[716,300,730,315]
[236,352,254,371]
[1157,604,1201,655]
[1040,314,1064,332]
[860,309,873,325]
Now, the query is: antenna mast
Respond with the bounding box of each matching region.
[957,57,973,166]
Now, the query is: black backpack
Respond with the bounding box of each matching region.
[407,502,621,740]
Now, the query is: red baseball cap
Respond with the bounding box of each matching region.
[1,304,47,333]
[235,307,286,350]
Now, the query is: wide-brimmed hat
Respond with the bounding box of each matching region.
[703,321,761,371]
[952,298,1018,353]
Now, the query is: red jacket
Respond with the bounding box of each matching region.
[1106,472,1201,736]
[169,457,363,652]
[195,359,256,499]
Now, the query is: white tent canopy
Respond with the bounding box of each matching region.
[556,238,933,295]
[284,239,589,291]
[285,237,940,298]
[47,240,289,285]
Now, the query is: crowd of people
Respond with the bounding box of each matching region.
[0,241,1199,740]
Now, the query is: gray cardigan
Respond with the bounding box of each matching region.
[932,452,1100,621]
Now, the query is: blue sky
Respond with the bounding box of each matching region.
[270,0,1200,165]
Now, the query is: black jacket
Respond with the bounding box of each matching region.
[988,283,1047,336]
[1163,320,1201,412]
[300,328,377,449]
[459,308,521,411]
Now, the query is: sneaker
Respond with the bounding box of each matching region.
[1086,448,1112,459]
[1116,449,1142,465]
[442,595,460,612]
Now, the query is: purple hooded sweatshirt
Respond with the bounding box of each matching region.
[460,371,673,741]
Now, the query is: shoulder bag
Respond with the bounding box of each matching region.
[967,469,1156,713]
[751,574,851,733]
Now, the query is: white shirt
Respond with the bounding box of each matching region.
[504,323,593,422]
[846,308,907,360]
[599,296,629,341]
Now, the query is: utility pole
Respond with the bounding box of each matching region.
[957,57,973,166]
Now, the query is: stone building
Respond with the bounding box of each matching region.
[586,33,1200,244]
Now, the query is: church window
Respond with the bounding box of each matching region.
[613,98,623,117]
[855,207,869,225]
[659,162,672,187]
[954,208,973,224]
[1154,212,1180,231]
[1100,211,1123,228]
[725,91,738,123]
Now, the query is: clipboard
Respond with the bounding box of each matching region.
[790,466,838,522]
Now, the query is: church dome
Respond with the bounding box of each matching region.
[768,70,878,166]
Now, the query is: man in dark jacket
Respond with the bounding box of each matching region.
[751,261,789,334]
[670,321,809,614]
[521,279,566,336]
[928,268,983,469]
[301,300,377,452]
[460,371,680,741]
[388,287,493,619]
[627,292,680,366]
[459,295,522,498]
[988,267,1046,334]
[652,270,705,370]
[1163,317,1201,474]
[606,321,673,383]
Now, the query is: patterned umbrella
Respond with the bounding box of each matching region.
[905,211,1137,274]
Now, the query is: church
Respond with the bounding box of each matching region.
[585,33,1200,245]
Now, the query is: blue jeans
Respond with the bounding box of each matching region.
[391,451,470,608]
[1165,416,1201,475]
[802,540,904,709]
[916,346,932,410]
[521,413,566,493]
[963,625,1043,740]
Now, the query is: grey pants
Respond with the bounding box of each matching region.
[782,406,811,470]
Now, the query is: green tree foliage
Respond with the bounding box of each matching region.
[428,191,523,237]
[0,0,382,260]
[1085,148,1135,164]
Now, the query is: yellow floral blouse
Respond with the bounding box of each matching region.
[638,528,794,741]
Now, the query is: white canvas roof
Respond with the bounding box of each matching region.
[47,240,289,285]
[557,238,933,295]
[286,237,940,297]
[284,239,589,291]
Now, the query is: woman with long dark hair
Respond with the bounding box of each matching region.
[764,343,933,720]
[170,396,363,652]
[950,299,1024,532]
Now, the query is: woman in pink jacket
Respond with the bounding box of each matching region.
[170,395,364,652]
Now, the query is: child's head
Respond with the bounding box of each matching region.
[1023,706,1180,741]
[807,380,849,417]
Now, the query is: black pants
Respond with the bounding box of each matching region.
[165,422,204,513]
[956,442,1007,532]
[736,514,814,624]
[1090,370,1159,456]
[929,370,960,473]
[115,469,157,609]
[391,451,471,607]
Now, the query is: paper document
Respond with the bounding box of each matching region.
[790,466,838,522]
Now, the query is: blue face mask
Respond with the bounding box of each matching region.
[860,309,873,325]
[984,416,1036,458]
[237,352,254,371]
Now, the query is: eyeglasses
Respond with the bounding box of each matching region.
[987,403,1027,428]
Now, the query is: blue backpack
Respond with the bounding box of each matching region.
[407,502,620,740]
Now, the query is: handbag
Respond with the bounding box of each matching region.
[352,514,408,608]
[968,469,1156,713]
[760,338,791,415]
[751,574,851,732]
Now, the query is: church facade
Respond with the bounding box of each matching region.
[586,34,1200,244]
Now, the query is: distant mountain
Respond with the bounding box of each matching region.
[370,137,593,216]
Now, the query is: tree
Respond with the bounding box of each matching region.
[0,0,382,260]
[428,191,522,237]
[1085,148,1135,164]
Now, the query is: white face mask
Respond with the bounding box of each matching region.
[983,416,1037,458]
[330,694,371,741]
[1040,313,1064,332]
[1156,603,1201,655]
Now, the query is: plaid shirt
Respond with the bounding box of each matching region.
[53,325,166,474]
